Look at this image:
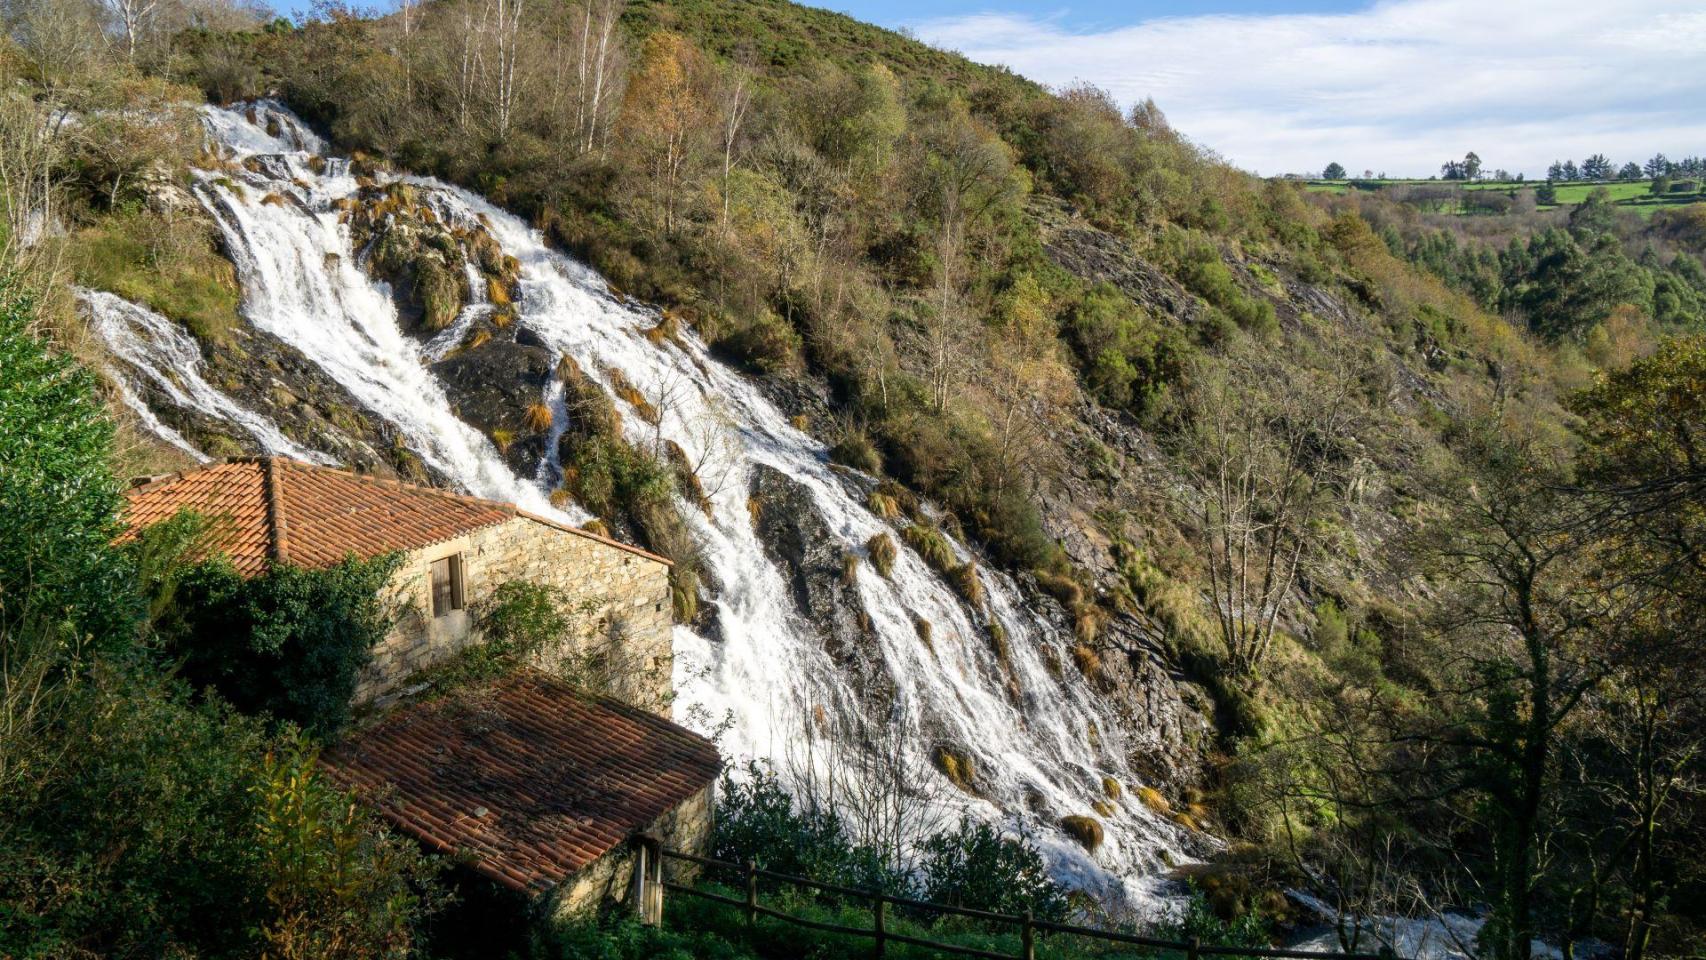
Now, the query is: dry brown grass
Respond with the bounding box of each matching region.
[523,401,553,433]
[866,532,896,577]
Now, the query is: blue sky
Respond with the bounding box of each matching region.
[880,0,1706,177]
[826,0,1370,31]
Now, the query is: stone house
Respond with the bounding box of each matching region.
[121,456,720,919]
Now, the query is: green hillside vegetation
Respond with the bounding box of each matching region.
[4,0,1706,956]
[1303,176,1704,218]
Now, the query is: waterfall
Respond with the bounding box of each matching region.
[106,99,1200,908]
[79,287,328,464]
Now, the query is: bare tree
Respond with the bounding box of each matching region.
[103,0,158,59]
[10,0,106,90]
[486,0,523,139]
[1181,352,1358,677]
[717,66,752,235]
[0,89,67,275]
[782,696,953,869]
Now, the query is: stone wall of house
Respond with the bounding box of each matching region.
[546,782,716,922]
[355,515,675,713]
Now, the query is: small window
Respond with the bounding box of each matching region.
[430,554,465,618]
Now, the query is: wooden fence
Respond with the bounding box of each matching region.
[634,838,1402,960]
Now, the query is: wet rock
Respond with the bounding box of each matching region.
[130,318,403,477]
[431,340,555,475]
[749,463,891,705]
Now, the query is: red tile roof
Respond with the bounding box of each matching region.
[120,457,667,576]
[322,671,720,893]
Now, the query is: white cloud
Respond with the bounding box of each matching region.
[909,0,1706,177]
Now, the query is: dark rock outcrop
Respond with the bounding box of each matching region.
[432,340,556,475]
[748,463,892,705]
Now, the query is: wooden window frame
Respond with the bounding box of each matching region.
[430,553,466,618]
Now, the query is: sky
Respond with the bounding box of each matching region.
[831,0,1706,178]
[267,0,1706,179]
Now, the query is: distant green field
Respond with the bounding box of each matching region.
[1298,176,1704,216]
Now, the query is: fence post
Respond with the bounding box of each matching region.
[1187,936,1200,960]
[873,893,887,959]
[744,860,758,930]
[1022,908,1035,960]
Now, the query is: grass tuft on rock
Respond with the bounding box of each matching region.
[1137,786,1171,816]
[523,401,554,433]
[902,523,956,573]
[866,532,896,578]
[1060,815,1104,852]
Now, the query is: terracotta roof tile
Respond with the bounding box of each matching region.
[119,457,666,576]
[321,671,721,894]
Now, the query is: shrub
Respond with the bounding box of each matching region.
[477,579,573,663]
[714,311,802,375]
[0,279,136,644]
[0,667,443,959]
[918,819,1071,922]
[252,733,445,956]
[828,432,882,473]
[714,764,908,897]
[160,552,404,737]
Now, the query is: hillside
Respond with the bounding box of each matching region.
[3,0,1705,957]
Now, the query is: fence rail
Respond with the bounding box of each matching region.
[640,839,1401,960]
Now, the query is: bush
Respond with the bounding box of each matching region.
[714,311,802,375]
[829,431,882,473]
[917,819,1070,922]
[714,764,909,897]
[478,579,569,653]
[0,278,136,645]
[159,552,404,737]
[0,666,442,959]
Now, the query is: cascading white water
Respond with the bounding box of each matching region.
[192,105,571,522]
[79,287,329,464]
[106,99,1201,908]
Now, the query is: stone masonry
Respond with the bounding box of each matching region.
[357,513,675,714]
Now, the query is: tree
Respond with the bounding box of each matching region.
[1548,160,1566,181]
[1566,338,1706,959]
[1417,416,1617,960]
[1649,175,1671,197]
[1536,181,1558,205]
[715,63,753,235]
[1562,159,1580,181]
[1323,161,1347,180]
[1179,350,1357,678]
[102,0,158,59]
[1618,161,1644,180]
[620,31,709,235]
[1581,154,1612,181]
[1464,150,1483,180]
[1644,153,1671,178]
[1442,159,1466,181]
